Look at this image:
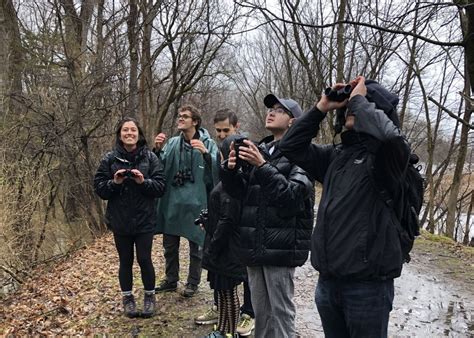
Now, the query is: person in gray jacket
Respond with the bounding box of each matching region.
[279,76,411,338]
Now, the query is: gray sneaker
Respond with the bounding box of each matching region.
[195,305,218,325]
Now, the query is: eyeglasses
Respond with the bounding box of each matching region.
[267,107,291,116]
[177,114,193,120]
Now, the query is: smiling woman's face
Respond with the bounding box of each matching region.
[120,121,139,149]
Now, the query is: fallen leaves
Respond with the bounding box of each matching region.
[0,234,213,336]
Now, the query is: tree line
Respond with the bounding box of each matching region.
[0,0,472,290]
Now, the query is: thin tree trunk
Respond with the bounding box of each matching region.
[127,0,139,118]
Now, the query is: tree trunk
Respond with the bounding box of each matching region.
[463,191,473,245]
[335,0,346,83]
[127,0,139,118]
[0,0,23,116]
[445,4,473,238]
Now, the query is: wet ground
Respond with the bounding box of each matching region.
[293,251,474,337]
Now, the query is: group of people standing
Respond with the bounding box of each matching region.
[94,76,411,338]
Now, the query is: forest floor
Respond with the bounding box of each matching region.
[1,230,473,337]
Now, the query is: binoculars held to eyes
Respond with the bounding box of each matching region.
[324,84,353,102]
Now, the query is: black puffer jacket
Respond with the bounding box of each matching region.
[280,94,410,280]
[221,137,314,267]
[94,145,165,235]
[202,182,246,280]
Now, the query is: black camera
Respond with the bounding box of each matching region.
[324,84,352,102]
[117,169,136,178]
[194,209,209,226]
[233,136,249,170]
[172,168,194,186]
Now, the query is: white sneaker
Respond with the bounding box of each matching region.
[195,305,218,325]
[236,313,254,336]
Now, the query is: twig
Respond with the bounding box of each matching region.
[0,265,24,284]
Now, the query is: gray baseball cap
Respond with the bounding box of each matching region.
[264,94,303,118]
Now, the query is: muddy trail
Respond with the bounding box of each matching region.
[294,233,474,337]
[1,231,473,337]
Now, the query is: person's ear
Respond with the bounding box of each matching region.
[235,122,240,130]
[288,117,295,127]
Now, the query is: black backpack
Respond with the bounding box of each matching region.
[370,153,425,263]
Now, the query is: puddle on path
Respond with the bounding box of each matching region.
[294,256,474,337]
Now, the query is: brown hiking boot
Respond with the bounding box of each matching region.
[122,294,139,318]
[142,293,155,318]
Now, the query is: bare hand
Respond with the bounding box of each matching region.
[190,139,208,154]
[227,141,237,170]
[154,133,167,150]
[316,83,349,113]
[349,76,367,99]
[237,140,266,168]
[131,169,145,184]
[113,169,127,184]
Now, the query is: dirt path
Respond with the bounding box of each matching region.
[294,249,474,337]
[1,233,473,336]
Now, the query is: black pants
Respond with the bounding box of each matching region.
[113,232,155,291]
[163,234,202,286]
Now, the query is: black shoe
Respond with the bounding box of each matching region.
[182,283,198,298]
[155,280,177,293]
[122,294,139,318]
[142,293,155,318]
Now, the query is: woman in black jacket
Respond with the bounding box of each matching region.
[201,135,246,338]
[94,117,165,318]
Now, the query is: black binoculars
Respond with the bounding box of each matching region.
[324,84,353,102]
[117,169,136,178]
[194,209,209,226]
[233,136,250,170]
[172,168,194,186]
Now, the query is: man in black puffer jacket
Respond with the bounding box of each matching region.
[221,95,314,338]
[279,76,410,338]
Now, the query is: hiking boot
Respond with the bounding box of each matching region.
[142,293,155,318]
[195,305,218,325]
[122,294,139,318]
[202,330,226,338]
[236,313,254,336]
[182,283,198,297]
[155,280,177,293]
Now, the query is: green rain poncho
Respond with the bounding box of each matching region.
[155,128,219,246]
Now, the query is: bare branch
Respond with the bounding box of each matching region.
[428,96,474,129]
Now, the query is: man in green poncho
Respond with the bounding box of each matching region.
[153,104,219,297]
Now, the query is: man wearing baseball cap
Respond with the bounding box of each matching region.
[220,94,314,337]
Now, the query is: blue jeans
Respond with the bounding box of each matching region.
[315,277,394,338]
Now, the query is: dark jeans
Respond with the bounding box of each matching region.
[213,281,255,318]
[315,277,394,338]
[163,234,202,286]
[113,232,155,291]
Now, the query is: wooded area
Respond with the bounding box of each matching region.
[0,0,472,293]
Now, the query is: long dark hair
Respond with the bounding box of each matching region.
[115,117,147,148]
